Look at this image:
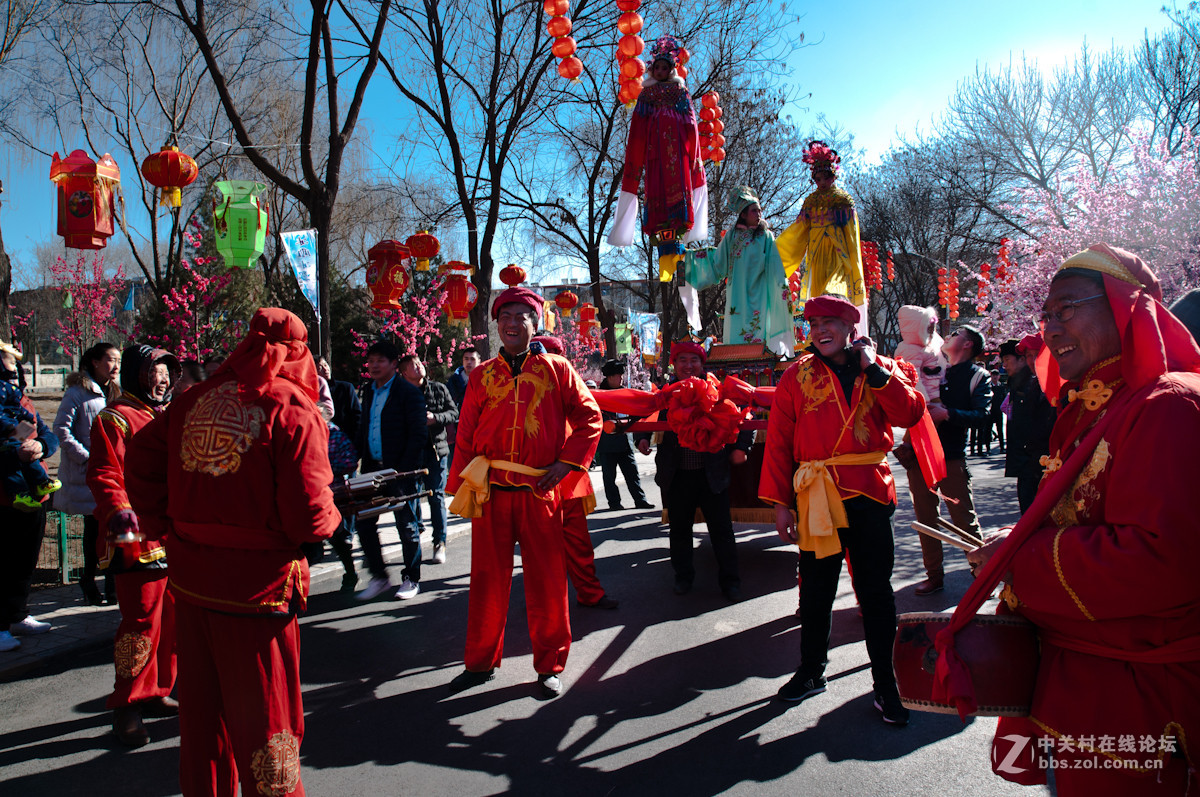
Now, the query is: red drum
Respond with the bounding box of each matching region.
[894,612,1039,717]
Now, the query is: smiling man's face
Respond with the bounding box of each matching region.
[1042,275,1121,382]
[808,315,853,362]
[497,303,536,355]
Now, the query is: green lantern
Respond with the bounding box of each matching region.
[213,181,268,269]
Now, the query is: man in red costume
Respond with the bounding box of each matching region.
[531,335,619,611]
[961,245,1200,794]
[760,295,925,725]
[445,291,602,699]
[126,309,340,797]
[87,345,181,747]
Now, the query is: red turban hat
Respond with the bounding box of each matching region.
[490,287,545,320]
[220,308,318,402]
[803,295,859,325]
[669,340,706,364]
[531,335,565,355]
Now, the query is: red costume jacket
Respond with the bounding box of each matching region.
[447,352,602,498]
[87,395,166,572]
[125,373,340,615]
[759,352,925,508]
[1006,356,1200,769]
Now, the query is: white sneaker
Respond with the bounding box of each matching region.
[356,577,393,601]
[0,630,19,651]
[12,616,50,636]
[432,543,447,565]
[395,578,420,600]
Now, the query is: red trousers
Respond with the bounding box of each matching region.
[175,598,305,797]
[109,570,176,710]
[465,489,570,675]
[563,498,605,605]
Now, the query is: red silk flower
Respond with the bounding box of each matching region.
[664,376,744,453]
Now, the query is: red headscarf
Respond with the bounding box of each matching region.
[218,308,319,402]
[531,335,565,355]
[1015,333,1043,356]
[803,295,860,325]
[669,340,706,364]
[490,287,545,320]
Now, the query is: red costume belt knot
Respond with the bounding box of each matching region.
[1066,379,1113,411]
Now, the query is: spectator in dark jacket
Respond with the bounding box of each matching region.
[446,346,480,465]
[354,340,427,602]
[903,324,992,595]
[400,354,458,564]
[596,359,653,511]
[317,355,362,443]
[1000,337,1056,514]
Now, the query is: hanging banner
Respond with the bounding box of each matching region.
[281,229,319,316]
[630,311,660,358]
[614,322,632,355]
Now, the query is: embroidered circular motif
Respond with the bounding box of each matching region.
[251,730,301,797]
[181,382,267,477]
[114,632,152,679]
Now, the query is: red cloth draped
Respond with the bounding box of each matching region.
[593,374,746,453]
[909,411,947,488]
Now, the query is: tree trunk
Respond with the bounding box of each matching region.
[0,202,11,343]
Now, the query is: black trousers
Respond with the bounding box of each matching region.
[0,505,46,627]
[1017,474,1040,515]
[665,468,739,589]
[798,497,898,697]
[597,448,647,507]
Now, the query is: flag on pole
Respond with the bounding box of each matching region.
[122,287,135,312]
[614,322,632,355]
[280,229,320,316]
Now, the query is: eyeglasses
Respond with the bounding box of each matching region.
[1038,294,1106,330]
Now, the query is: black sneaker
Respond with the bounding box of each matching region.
[874,692,911,726]
[448,669,495,694]
[777,672,826,703]
[536,673,562,699]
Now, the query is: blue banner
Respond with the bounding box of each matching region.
[281,229,320,316]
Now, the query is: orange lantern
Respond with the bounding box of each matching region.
[442,272,478,325]
[49,150,121,250]
[620,58,645,80]
[543,0,568,14]
[618,34,644,58]
[558,56,583,80]
[617,12,642,34]
[552,36,577,58]
[618,81,642,105]
[555,290,579,317]
[615,0,640,9]
[710,148,726,162]
[676,47,690,65]
[405,230,440,272]
[547,15,571,37]
[366,240,412,311]
[499,263,527,286]
[140,146,198,209]
[702,92,720,107]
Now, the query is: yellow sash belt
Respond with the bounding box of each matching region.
[448,456,548,519]
[793,451,888,558]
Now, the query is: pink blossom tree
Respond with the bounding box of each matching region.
[978,133,1200,343]
[49,252,129,362]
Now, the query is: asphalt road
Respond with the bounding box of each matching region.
[0,450,1039,796]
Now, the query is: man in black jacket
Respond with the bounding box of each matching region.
[636,342,753,601]
[596,359,653,511]
[904,324,992,595]
[400,354,458,564]
[355,340,428,601]
[1000,337,1056,514]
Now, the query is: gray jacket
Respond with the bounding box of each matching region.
[52,372,108,515]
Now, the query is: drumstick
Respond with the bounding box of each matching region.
[935,517,985,548]
[912,521,979,552]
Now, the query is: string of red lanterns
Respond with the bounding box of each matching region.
[697,92,725,162]
[976,262,991,313]
[615,0,644,105]
[886,250,895,281]
[861,240,883,291]
[545,0,582,81]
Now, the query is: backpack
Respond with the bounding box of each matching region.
[327,422,359,476]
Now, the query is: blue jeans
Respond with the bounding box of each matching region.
[356,458,421,584]
[422,451,449,545]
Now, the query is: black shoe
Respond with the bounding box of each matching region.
[578,595,619,609]
[722,586,742,603]
[113,706,149,748]
[448,669,495,694]
[777,672,826,703]
[536,673,562,699]
[874,691,910,726]
[633,501,655,510]
[340,572,358,594]
[608,504,625,511]
[673,578,693,595]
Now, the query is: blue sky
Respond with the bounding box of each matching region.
[0,0,1176,284]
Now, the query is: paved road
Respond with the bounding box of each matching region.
[0,451,1038,796]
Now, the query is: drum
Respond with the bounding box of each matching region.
[894,612,1039,717]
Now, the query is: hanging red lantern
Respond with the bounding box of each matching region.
[676,47,690,65]
[438,259,470,275]
[618,81,642,105]
[499,263,527,286]
[547,15,572,37]
[617,11,642,34]
[405,230,440,272]
[676,64,688,80]
[710,119,724,135]
[702,92,720,108]
[618,34,644,58]
[699,107,716,122]
[578,302,600,342]
[366,240,413,311]
[552,36,577,58]
[615,0,640,9]
[886,251,895,281]
[620,57,645,80]
[50,150,122,250]
[140,146,198,209]
[710,148,726,162]
[710,133,725,149]
[442,272,478,325]
[543,0,568,15]
[555,290,579,316]
[558,56,583,80]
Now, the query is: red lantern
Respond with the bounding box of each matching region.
[618,34,644,58]
[702,92,719,108]
[558,56,583,80]
[50,150,122,250]
[499,263,527,286]
[711,148,726,162]
[442,272,478,325]
[676,47,690,65]
[555,290,579,316]
[620,58,645,80]
[697,120,713,136]
[710,119,724,135]
[543,0,568,15]
[615,0,640,9]
[699,107,716,122]
[552,36,577,58]
[438,259,470,275]
[405,230,440,272]
[140,146,198,209]
[366,240,412,311]
[886,251,895,281]
[710,133,726,149]
[618,81,642,105]
[676,64,688,80]
[617,11,642,34]
[547,16,571,37]
[578,302,600,342]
